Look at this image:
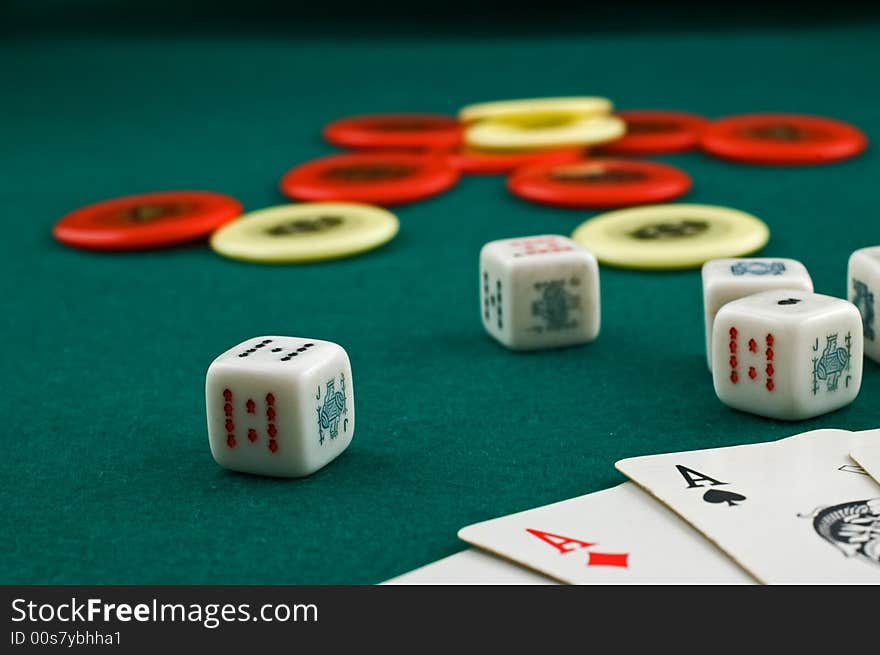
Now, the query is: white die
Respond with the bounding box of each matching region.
[206,336,354,478]
[847,247,880,363]
[479,235,600,351]
[702,258,813,369]
[711,290,862,420]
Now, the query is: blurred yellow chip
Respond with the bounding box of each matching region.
[210,202,399,264]
[465,114,625,151]
[571,203,770,270]
[458,97,613,124]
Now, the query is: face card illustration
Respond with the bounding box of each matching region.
[851,439,880,486]
[381,549,557,585]
[616,429,880,584]
[458,482,753,584]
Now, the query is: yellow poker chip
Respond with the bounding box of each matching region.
[210,202,399,264]
[458,97,613,124]
[571,204,770,270]
[464,114,626,152]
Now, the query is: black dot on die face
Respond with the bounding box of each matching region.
[262,339,272,344]
[297,347,307,352]
[778,298,802,305]
[271,348,282,352]
[239,353,248,358]
[255,343,265,348]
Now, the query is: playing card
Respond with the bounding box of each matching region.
[381,549,557,585]
[616,429,880,584]
[458,482,753,584]
[851,439,880,485]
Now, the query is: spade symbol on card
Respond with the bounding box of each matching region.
[702,489,747,507]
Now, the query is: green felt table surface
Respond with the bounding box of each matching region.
[2,19,880,585]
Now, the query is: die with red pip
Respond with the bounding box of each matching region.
[206,336,354,477]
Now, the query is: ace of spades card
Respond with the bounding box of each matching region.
[616,429,880,584]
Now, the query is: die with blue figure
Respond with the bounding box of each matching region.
[712,290,862,420]
[848,247,880,363]
[702,258,813,370]
[480,235,600,351]
[206,336,354,477]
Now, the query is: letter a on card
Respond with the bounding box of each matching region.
[675,465,727,489]
[525,529,594,554]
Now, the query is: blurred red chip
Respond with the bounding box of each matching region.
[599,110,710,155]
[699,113,867,165]
[52,190,243,251]
[323,114,462,151]
[507,158,692,209]
[279,152,460,206]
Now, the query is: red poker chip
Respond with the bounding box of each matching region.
[323,114,462,150]
[507,158,692,209]
[699,113,867,165]
[279,152,460,206]
[448,147,585,175]
[598,110,710,155]
[52,190,243,251]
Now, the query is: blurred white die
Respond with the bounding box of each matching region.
[206,336,354,478]
[702,258,813,369]
[480,235,600,351]
[711,290,862,420]
[848,247,880,363]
